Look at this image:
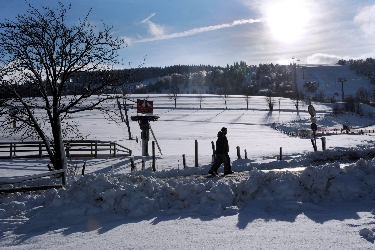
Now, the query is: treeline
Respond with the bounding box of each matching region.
[12,58,374,99]
[0,61,308,99]
[131,61,296,98]
[338,58,375,84]
[126,64,221,83]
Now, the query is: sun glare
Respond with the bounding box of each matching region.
[265,0,311,43]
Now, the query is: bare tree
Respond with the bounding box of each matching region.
[0,3,129,174]
[168,81,180,108]
[243,95,250,110]
[265,97,274,111]
[221,94,229,109]
[197,94,205,109]
[265,91,275,112]
[242,86,253,111]
[292,92,302,112]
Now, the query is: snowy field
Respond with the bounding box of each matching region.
[2,66,375,249]
[2,94,375,249]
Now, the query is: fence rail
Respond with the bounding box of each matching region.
[0,140,132,159]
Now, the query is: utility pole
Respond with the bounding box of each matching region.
[302,66,306,79]
[338,77,347,101]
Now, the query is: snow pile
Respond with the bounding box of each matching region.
[2,157,375,222]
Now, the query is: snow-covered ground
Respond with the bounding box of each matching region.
[2,66,375,249]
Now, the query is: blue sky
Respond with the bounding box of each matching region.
[1,0,375,68]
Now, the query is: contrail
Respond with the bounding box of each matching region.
[140,13,156,24]
[136,18,261,43]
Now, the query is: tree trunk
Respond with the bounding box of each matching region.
[51,116,67,171]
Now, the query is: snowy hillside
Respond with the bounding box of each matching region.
[296,64,371,101]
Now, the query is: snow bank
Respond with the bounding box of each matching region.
[2,157,375,222]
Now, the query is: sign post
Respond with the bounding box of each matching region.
[131,99,159,158]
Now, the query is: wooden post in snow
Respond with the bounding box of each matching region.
[152,141,156,171]
[195,140,198,167]
[182,154,186,168]
[82,161,86,176]
[279,147,282,161]
[10,143,13,159]
[236,146,241,159]
[130,157,135,172]
[321,137,326,151]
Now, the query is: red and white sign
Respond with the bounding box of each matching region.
[137,99,153,114]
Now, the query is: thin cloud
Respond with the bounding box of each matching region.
[135,18,261,43]
[140,13,166,38]
[147,21,165,37]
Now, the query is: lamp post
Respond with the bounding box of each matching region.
[338,77,347,101]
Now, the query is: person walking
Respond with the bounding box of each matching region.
[220,127,234,175]
[208,127,233,176]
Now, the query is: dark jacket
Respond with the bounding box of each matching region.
[215,135,228,154]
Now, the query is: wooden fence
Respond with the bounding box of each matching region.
[0,140,132,159]
[0,169,65,194]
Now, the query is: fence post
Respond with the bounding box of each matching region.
[61,171,66,185]
[152,141,156,171]
[142,158,145,171]
[211,141,215,163]
[82,161,86,176]
[244,149,247,159]
[10,143,13,159]
[66,142,70,158]
[279,147,282,161]
[114,143,117,157]
[311,138,317,151]
[195,140,198,167]
[321,137,326,150]
[95,141,98,158]
[130,157,136,172]
[39,142,42,157]
[236,146,241,159]
[182,154,186,168]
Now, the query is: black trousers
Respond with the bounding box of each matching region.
[210,154,231,173]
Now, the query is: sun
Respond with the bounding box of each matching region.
[265,0,311,43]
